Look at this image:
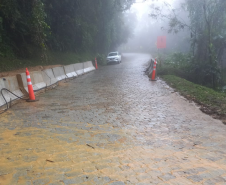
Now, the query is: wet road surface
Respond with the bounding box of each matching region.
[0,53,226,185]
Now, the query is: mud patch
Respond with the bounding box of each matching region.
[0,65,62,78]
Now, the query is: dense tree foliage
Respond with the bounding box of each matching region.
[178,0,226,88]
[150,0,226,88]
[0,0,134,59]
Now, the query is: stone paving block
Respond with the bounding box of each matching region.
[32,178,50,185]
[149,178,163,184]
[204,176,226,184]
[109,181,125,185]
[187,175,203,182]
[93,176,111,184]
[17,181,32,185]
[64,171,83,177]
[159,173,176,181]
[147,170,163,178]
[136,173,151,181]
[48,182,63,185]
[63,175,88,185]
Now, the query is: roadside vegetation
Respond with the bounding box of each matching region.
[157,52,226,90]
[0,0,135,71]
[149,0,226,120]
[150,0,226,91]
[0,52,95,72]
[157,52,226,119]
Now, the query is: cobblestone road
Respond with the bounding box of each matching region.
[0,53,226,185]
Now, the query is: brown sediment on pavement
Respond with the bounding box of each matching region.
[0,124,226,184]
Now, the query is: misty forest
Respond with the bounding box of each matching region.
[0,0,134,67]
[0,0,226,90]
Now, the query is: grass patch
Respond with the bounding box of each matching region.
[161,75,226,117]
[0,51,96,72]
[47,51,95,66]
[157,66,193,82]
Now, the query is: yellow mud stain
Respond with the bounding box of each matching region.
[58,81,69,87]
[0,110,15,123]
[0,174,13,185]
[0,125,226,184]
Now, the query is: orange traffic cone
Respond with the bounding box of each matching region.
[151,59,157,81]
[26,68,38,102]
[95,58,98,69]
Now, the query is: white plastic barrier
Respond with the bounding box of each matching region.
[145,59,154,76]
[73,63,84,76]
[0,76,24,107]
[20,71,47,92]
[83,61,96,73]
[64,64,78,78]
[42,69,58,86]
[52,67,67,81]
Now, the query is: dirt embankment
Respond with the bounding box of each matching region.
[0,65,62,78]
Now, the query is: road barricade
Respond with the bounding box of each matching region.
[64,64,78,78]
[20,71,47,92]
[52,67,67,81]
[151,59,157,81]
[73,63,84,76]
[146,59,155,77]
[42,69,58,87]
[83,61,96,73]
[0,76,24,107]
[0,60,95,108]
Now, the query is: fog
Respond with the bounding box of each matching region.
[118,0,226,88]
[119,0,190,55]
